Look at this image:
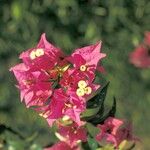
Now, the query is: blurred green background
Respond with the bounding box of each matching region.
[0,0,150,149]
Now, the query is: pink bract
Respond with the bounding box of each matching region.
[96,117,135,148]
[10,34,106,128]
[144,31,150,45]
[60,69,100,98]
[130,31,150,68]
[116,122,137,145]
[19,33,64,70]
[57,123,87,148]
[130,45,150,68]
[96,117,123,147]
[10,63,52,107]
[67,42,106,71]
[38,88,86,126]
[44,141,80,150]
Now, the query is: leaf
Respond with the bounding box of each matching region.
[87,136,99,150]
[0,124,24,140]
[7,140,26,150]
[83,82,109,121]
[29,143,42,150]
[88,97,116,125]
[0,124,6,134]
[108,97,116,117]
[87,82,110,109]
[86,123,100,138]
[81,107,100,118]
[25,132,38,142]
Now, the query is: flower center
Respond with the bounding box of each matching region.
[30,48,44,60]
[56,64,70,77]
[78,80,87,88]
[76,88,85,97]
[23,79,35,86]
[84,86,92,95]
[80,65,87,71]
[35,48,44,56]
[76,80,92,97]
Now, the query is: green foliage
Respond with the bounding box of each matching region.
[82,82,116,125]
[81,82,110,119]
[0,124,42,150]
[87,136,99,150]
[0,0,150,149]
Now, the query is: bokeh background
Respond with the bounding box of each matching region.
[0,0,150,149]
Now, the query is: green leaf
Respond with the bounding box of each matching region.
[87,136,99,150]
[0,124,6,134]
[7,140,25,150]
[88,97,116,125]
[87,82,110,109]
[25,132,38,142]
[0,124,24,140]
[81,107,100,118]
[86,123,99,138]
[29,143,42,150]
[83,82,109,121]
[108,97,116,117]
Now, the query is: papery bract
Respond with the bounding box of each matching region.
[60,69,100,99]
[67,42,106,72]
[96,117,135,148]
[116,123,136,145]
[130,32,150,68]
[10,63,52,107]
[144,32,150,45]
[44,141,80,150]
[19,33,64,71]
[55,123,87,148]
[130,45,150,68]
[96,117,123,147]
[39,88,86,126]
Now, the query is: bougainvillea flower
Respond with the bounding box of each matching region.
[37,89,68,126]
[62,92,86,126]
[10,63,52,107]
[55,123,87,148]
[144,31,150,45]
[129,45,150,68]
[67,42,106,72]
[39,88,86,126]
[116,122,137,146]
[60,69,100,99]
[44,141,80,150]
[130,32,150,68]
[96,117,124,147]
[96,117,136,148]
[19,33,64,70]
[10,35,106,128]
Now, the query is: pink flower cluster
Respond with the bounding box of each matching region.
[10,34,136,150]
[130,32,150,68]
[10,33,105,126]
[45,117,135,150]
[96,117,136,148]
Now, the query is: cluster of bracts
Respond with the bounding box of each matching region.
[10,34,137,150]
[130,32,150,68]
